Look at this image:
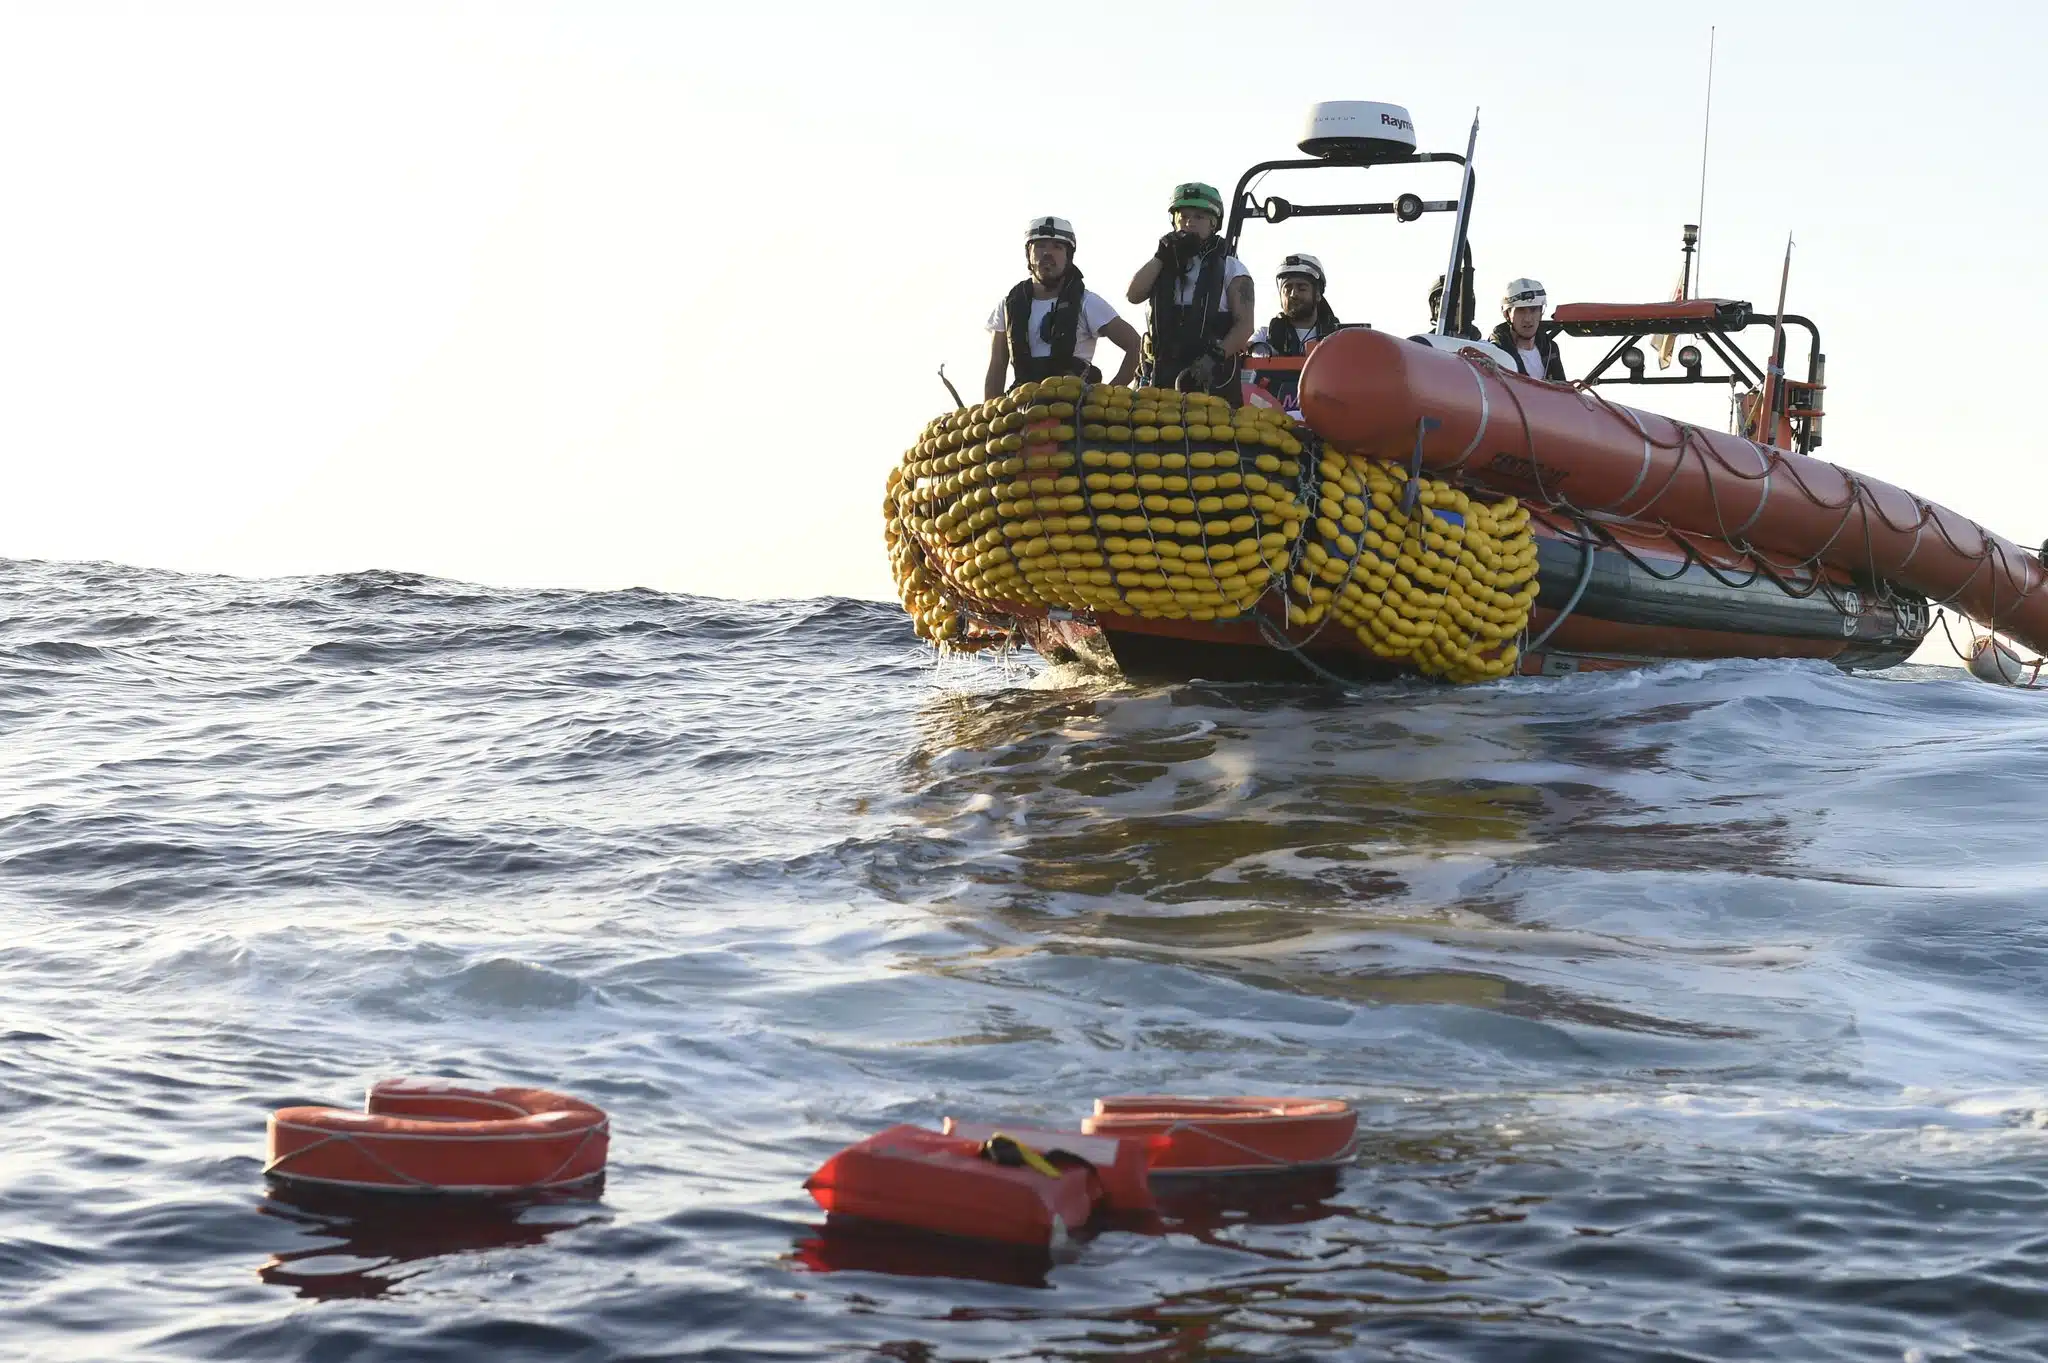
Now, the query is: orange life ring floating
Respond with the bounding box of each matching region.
[1082,1095,1357,1174]
[265,1077,609,1194]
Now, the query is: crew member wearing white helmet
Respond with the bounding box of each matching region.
[1490,278,1566,381]
[984,216,1141,399]
[1248,254,1350,411]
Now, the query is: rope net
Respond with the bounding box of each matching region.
[884,376,1539,684]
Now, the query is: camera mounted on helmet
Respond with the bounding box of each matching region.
[1025,216,1077,250]
[1277,253,1326,294]
[1167,182,1224,228]
[1501,278,1547,315]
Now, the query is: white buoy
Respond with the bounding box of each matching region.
[1967,634,2034,686]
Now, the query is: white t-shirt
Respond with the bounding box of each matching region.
[1166,253,1250,310]
[1249,320,1322,353]
[985,288,1123,363]
[1516,344,1545,377]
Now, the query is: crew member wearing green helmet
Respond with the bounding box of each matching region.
[1124,182,1255,403]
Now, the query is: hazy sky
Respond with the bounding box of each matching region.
[2,0,2042,625]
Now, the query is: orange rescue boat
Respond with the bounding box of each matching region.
[1298,324,2044,656]
[887,101,2039,684]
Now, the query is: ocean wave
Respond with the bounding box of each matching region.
[4,559,2048,1360]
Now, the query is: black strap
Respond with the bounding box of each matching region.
[1146,239,1237,387]
[1006,268,1089,385]
[1488,322,1564,379]
[1265,299,1340,357]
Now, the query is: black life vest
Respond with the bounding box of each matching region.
[1145,238,1239,396]
[1488,321,1565,381]
[1005,269,1090,386]
[1259,301,1344,405]
[1265,300,1341,357]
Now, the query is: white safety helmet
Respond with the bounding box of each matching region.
[1276,252,1326,287]
[1025,215,1077,249]
[1502,278,1547,314]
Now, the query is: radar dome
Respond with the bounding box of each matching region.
[1299,101,1417,163]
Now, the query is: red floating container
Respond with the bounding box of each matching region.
[265,1077,609,1195]
[804,1124,1112,1250]
[1083,1096,1358,1174]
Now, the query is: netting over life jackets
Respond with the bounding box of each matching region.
[883,375,1539,683]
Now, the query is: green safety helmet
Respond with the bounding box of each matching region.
[1168,181,1224,221]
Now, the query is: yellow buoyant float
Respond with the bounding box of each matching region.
[884,377,1538,683]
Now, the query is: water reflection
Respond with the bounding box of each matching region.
[791,1217,1058,1289]
[255,1183,605,1299]
[889,685,1554,911]
[881,683,1811,1044]
[791,1168,1355,1290]
[1147,1166,1349,1250]
[899,682,1811,895]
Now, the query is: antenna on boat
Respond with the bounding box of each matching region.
[1769,233,1793,374]
[1659,33,1715,369]
[1693,27,1715,295]
[1433,109,1480,338]
[1756,232,1794,442]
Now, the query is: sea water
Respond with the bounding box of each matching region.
[3,557,2046,1361]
